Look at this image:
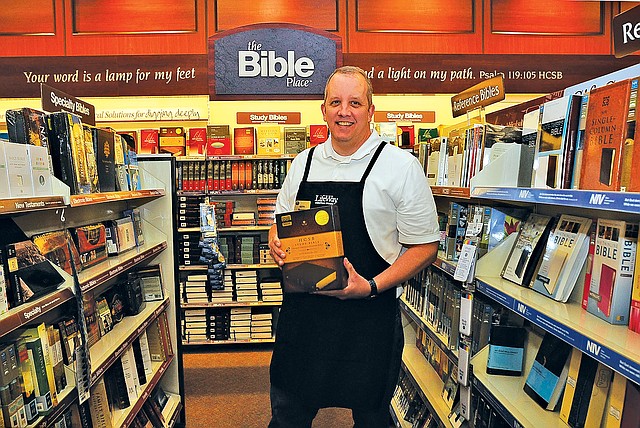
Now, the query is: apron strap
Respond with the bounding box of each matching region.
[360,142,387,184]
[301,146,317,184]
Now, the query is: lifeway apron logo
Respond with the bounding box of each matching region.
[208,23,342,99]
[315,194,338,205]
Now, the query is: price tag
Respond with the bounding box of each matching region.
[454,243,477,282]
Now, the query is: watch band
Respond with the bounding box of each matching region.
[368,278,378,298]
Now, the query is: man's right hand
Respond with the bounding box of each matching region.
[268,224,286,266]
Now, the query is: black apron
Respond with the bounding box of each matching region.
[270,142,399,411]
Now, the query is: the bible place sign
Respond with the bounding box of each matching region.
[209,23,342,100]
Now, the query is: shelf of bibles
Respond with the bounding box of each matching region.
[431,186,471,199]
[471,187,640,215]
[89,298,170,385]
[0,195,66,215]
[78,239,168,293]
[389,401,412,428]
[113,356,174,427]
[176,155,295,161]
[182,337,275,345]
[68,189,165,207]
[475,275,640,386]
[162,393,183,428]
[402,346,454,428]
[400,297,458,362]
[176,189,280,196]
[181,301,281,308]
[433,255,458,278]
[178,263,278,271]
[0,285,75,337]
[471,341,568,428]
[29,381,78,428]
[177,225,271,233]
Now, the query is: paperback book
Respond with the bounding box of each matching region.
[501,213,555,287]
[579,78,638,191]
[523,332,573,411]
[587,218,638,324]
[530,214,592,303]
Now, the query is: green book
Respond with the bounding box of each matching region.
[22,336,52,414]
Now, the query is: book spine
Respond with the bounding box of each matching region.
[37,323,58,406]
[0,248,8,314]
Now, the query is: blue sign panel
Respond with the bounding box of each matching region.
[209,24,341,98]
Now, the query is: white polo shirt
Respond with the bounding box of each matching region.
[276,131,440,265]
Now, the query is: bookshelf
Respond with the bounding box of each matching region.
[174,155,284,346]
[420,184,640,427]
[0,157,182,426]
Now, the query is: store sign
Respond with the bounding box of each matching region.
[373,111,435,123]
[237,112,301,124]
[209,24,342,99]
[41,84,96,125]
[451,76,505,118]
[613,5,640,58]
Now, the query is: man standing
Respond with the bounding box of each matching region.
[268,66,440,427]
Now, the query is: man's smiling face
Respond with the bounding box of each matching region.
[321,72,374,155]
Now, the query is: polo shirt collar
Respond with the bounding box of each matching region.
[321,131,381,162]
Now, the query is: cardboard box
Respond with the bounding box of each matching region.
[276,205,346,292]
[5,142,33,197]
[139,129,159,154]
[27,145,52,196]
[159,127,185,156]
[72,224,108,269]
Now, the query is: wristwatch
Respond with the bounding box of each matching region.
[368,278,378,298]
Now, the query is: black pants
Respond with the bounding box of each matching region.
[268,311,404,428]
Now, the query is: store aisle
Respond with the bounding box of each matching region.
[183,348,353,427]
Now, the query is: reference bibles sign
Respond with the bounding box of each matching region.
[40,84,96,126]
[208,23,342,99]
[614,4,640,58]
[451,76,505,118]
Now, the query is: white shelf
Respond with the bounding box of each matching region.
[182,337,275,345]
[78,238,168,292]
[402,345,455,428]
[89,298,169,385]
[473,231,640,386]
[471,337,569,428]
[111,357,174,427]
[390,400,412,428]
[181,301,281,308]
[162,393,183,428]
[400,297,458,361]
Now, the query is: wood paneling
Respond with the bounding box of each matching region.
[348,0,481,53]
[0,0,56,34]
[64,0,206,55]
[484,0,612,54]
[491,0,603,34]
[72,0,197,33]
[356,0,473,33]
[0,0,65,56]
[211,0,341,33]
[617,2,640,14]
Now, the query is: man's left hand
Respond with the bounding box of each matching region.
[314,257,372,300]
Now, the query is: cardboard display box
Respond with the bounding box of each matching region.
[276,205,346,293]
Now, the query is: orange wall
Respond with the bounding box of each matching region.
[1,1,637,57]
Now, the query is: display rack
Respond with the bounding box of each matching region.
[0,156,181,427]
[174,155,283,347]
[418,185,640,427]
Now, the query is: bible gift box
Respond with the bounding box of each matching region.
[276,205,347,293]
